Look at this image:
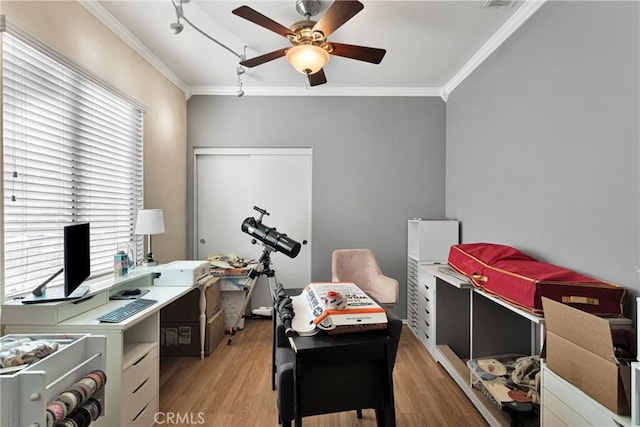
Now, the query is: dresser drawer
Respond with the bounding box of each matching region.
[123,371,158,425]
[126,397,158,427]
[123,345,158,394]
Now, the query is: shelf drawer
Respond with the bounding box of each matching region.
[126,396,158,427]
[122,345,157,394]
[123,371,158,425]
[542,389,589,426]
[542,366,622,427]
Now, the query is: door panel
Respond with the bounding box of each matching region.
[195,148,312,308]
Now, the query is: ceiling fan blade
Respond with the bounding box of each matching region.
[308,69,327,87]
[312,0,364,38]
[329,42,386,64]
[240,48,288,68]
[232,6,294,38]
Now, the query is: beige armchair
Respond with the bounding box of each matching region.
[331,248,399,306]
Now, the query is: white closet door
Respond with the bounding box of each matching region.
[195,148,312,307]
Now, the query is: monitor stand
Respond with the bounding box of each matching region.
[21,285,90,305]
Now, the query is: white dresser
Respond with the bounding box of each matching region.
[406,219,459,340]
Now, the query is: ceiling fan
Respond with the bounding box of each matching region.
[232,0,386,87]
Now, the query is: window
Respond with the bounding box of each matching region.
[2,28,144,299]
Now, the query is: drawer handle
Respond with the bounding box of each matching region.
[133,377,150,394]
[133,352,149,366]
[132,402,150,422]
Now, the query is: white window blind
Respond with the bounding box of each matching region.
[2,30,144,298]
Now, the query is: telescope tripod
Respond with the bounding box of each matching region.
[227,246,279,345]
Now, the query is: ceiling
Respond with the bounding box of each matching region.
[85,0,544,98]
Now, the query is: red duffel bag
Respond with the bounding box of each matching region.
[448,243,626,317]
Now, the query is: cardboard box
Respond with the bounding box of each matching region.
[160,307,225,357]
[542,297,631,414]
[160,279,221,323]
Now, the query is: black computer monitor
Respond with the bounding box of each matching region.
[25,222,91,303]
[63,222,90,297]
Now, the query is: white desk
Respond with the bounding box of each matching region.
[2,272,193,427]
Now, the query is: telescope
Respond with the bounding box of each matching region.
[241,206,301,259]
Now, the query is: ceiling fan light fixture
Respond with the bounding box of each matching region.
[286,44,329,75]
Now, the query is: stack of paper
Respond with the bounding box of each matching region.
[290,282,388,336]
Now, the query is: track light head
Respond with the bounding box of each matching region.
[170,21,184,34]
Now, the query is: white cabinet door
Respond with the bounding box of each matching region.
[194,148,312,307]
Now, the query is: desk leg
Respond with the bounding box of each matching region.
[294,354,302,427]
[199,284,207,360]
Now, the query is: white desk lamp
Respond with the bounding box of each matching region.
[135,208,165,266]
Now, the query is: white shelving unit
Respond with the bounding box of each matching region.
[0,334,107,427]
[406,219,459,339]
[419,264,545,427]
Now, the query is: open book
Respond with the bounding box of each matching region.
[290,282,388,336]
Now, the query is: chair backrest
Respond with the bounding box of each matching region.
[331,249,381,288]
[331,248,398,306]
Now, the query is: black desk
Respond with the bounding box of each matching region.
[273,298,402,427]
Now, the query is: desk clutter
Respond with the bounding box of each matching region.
[208,253,256,276]
[467,354,540,414]
[289,282,388,336]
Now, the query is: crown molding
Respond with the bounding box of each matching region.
[190,86,443,97]
[78,0,191,98]
[82,0,546,100]
[443,0,548,96]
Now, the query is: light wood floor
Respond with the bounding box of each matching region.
[158,318,488,426]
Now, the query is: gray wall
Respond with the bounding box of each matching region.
[446,1,640,316]
[187,96,447,317]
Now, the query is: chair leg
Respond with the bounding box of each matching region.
[356,409,363,419]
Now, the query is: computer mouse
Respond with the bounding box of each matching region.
[122,288,142,296]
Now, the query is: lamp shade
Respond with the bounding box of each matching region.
[286,45,329,75]
[135,209,165,235]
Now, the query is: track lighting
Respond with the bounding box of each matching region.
[236,62,246,97]
[169,0,246,96]
[170,0,243,60]
[170,0,184,34]
[170,21,184,34]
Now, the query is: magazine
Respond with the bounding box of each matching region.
[290,282,388,336]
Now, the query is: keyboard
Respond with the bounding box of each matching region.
[96,298,157,323]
